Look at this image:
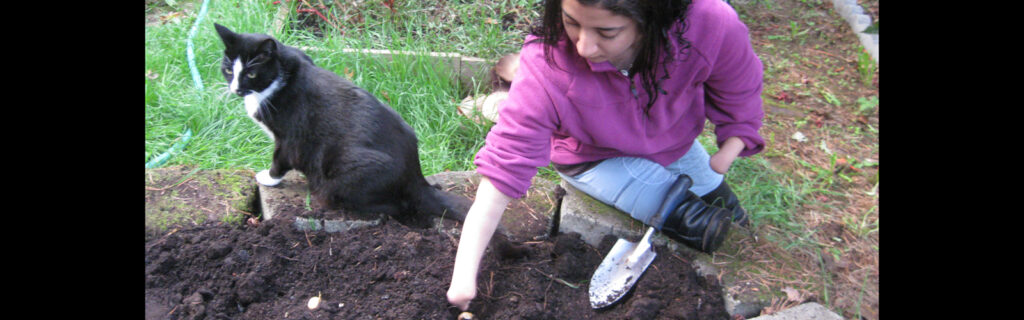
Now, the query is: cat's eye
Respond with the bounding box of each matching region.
[247,72,257,79]
[224,68,233,75]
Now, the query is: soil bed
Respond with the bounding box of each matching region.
[145,169,730,319]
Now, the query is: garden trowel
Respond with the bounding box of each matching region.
[589,226,657,309]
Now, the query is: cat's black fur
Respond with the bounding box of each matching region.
[214,23,468,222]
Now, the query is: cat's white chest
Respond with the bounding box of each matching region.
[244,95,275,142]
[240,77,285,142]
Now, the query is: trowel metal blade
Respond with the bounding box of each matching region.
[588,227,657,309]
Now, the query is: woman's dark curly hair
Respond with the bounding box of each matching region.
[529,0,693,112]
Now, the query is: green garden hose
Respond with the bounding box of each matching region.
[146,128,193,169]
[146,0,209,169]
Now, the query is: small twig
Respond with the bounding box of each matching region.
[196,206,215,217]
[166,305,179,316]
[476,283,493,299]
[543,191,555,207]
[531,268,580,289]
[808,48,851,62]
[542,276,553,310]
[414,257,442,278]
[672,253,689,264]
[524,205,539,221]
[277,254,300,261]
[487,271,495,297]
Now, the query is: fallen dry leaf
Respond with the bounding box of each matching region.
[791,131,807,142]
[781,287,802,302]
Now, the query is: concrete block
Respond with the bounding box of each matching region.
[556,181,665,247]
[257,170,384,234]
[257,170,310,221]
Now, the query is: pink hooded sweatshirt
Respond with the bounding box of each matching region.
[474,0,765,198]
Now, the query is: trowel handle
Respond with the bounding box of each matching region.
[627,227,657,264]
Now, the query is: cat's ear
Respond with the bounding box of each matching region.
[214,23,237,48]
[253,38,278,63]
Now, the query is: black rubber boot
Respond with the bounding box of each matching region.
[700,180,749,227]
[655,175,732,254]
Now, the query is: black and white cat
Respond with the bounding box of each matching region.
[213,23,468,221]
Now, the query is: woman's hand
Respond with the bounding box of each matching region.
[709,137,745,174]
[447,276,476,311]
[447,178,512,311]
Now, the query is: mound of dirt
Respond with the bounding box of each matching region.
[144,168,730,319]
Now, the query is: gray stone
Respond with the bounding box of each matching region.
[724,292,768,319]
[293,217,322,232]
[748,302,845,320]
[290,216,382,234]
[830,0,877,62]
[323,218,381,233]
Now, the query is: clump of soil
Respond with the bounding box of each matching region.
[144,170,730,319]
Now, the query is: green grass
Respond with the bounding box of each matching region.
[145,0,505,174]
[698,134,809,230]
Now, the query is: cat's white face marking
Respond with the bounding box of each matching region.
[229,58,243,94]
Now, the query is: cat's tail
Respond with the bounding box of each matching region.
[409,181,471,223]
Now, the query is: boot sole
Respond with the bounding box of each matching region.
[701,210,732,253]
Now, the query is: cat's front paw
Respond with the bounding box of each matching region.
[255,170,283,186]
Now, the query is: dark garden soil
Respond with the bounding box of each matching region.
[145,167,731,319]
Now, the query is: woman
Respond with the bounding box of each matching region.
[448,0,764,310]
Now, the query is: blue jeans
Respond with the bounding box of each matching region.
[558,142,723,228]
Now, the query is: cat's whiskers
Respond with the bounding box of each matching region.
[212,83,234,100]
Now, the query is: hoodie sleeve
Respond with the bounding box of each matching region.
[701,3,766,157]
[473,41,560,199]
